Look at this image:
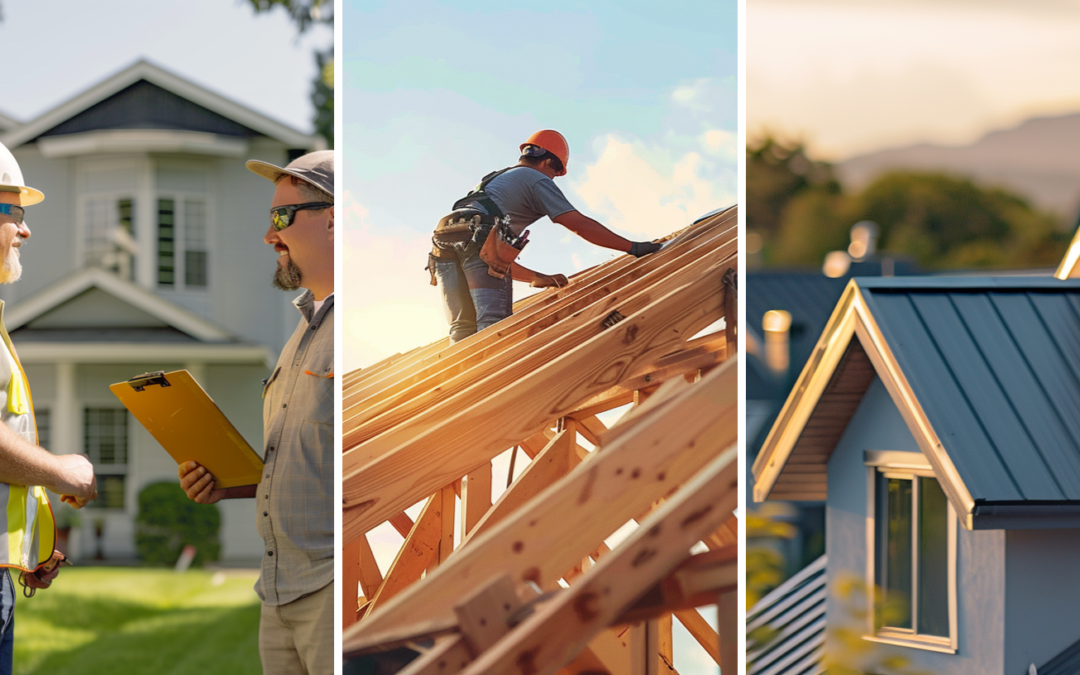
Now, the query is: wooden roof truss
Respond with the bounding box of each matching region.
[343,208,739,675]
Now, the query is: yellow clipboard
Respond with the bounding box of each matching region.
[110,370,264,489]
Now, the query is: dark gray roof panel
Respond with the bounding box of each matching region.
[37,80,260,139]
[1039,634,1080,675]
[859,277,1080,505]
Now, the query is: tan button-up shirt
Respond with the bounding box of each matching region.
[255,291,334,606]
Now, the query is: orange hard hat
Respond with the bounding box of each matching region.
[520,130,569,176]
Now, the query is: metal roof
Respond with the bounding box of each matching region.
[859,277,1080,507]
[1039,635,1080,675]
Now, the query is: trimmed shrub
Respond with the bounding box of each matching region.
[135,481,221,567]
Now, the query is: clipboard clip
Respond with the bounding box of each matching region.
[127,371,171,392]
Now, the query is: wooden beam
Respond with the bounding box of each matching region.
[437,484,456,565]
[717,590,737,675]
[344,359,737,654]
[363,494,444,619]
[457,442,738,675]
[673,609,720,664]
[343,536,363,630]
[453,575,522,656]
[344,256,736,541]
[343,211,734,422]
[462,429,577,546]
[461,463,492,537]
[343,225,736,459]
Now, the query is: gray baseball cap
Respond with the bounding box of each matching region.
[246,150,334,199]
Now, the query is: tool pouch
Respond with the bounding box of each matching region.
[479,220,522,279]
[428,209,490,285]
[18,550,68,597]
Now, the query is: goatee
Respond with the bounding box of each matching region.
[273,258,302,291]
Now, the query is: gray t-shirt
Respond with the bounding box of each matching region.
[463,166,576,236]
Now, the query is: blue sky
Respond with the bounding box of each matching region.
[0,0,331,133]
[343,0,737,369]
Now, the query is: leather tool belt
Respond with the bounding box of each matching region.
[426,209,494,285]
[18,549,71,597]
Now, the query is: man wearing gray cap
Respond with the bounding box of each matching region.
[179,150,334,675]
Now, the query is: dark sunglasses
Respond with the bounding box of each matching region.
[0,204,25,225]
[270,202,333,231]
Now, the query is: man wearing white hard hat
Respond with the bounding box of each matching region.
[0,142,98,674]
[179,150,334,675]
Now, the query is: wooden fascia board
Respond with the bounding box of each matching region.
[343,213,733,416]
[341,256,734,532]
[751,281,860,502]
[1055,226,1080,280]
[343,231,736,451]
[341,359,737,654]
[751,281,977,527]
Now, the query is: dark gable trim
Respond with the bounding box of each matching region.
[35,80,261,140]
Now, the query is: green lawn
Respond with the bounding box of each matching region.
[12,568,261,675]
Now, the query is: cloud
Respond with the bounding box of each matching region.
[342,189,448,372]
[570,135,735,239]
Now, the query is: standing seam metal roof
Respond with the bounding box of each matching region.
[859,277,1080,505]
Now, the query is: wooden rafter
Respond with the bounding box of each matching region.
[342,209,739,674]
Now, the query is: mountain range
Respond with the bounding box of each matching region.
[837,112,1080,225]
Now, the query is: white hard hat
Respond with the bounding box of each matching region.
[0,141,42,206]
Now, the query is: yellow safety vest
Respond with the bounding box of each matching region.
[0,301,55,573]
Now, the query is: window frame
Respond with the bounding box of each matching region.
[863,450,958,654]
[155,192,211,291]
[82,406,131,512]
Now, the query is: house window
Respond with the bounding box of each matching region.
[158,198,208,289]
[35,408,49,451]
[865,452,957,653]
[84,197,136,280]
[84,408,128,510]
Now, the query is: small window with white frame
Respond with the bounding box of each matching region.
[84,408,129,510]
[864,450,957,653]
[157,197,209,289]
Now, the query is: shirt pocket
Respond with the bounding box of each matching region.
[300,346,334,425]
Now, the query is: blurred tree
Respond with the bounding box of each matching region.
[857,171,1067,269]
[747,135,841,264]
[246,0,334,147]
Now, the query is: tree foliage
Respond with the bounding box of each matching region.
[246,0,334,147]
[748,136,1071,270]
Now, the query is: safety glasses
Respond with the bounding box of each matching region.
[0,204,25,225]
[269,202,333,231]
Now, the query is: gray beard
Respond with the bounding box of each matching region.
[273,258,302,291]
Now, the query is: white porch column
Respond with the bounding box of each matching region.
[184,362,206,386]
[53,362,78,455]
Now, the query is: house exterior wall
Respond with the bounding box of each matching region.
[1004,529,1080,673]
[0,101,313,566]
[5,140,300,357]
[826,376,1006,674]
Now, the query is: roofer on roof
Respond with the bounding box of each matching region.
[428,129,663,343]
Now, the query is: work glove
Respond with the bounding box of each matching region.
[628,241,663,258]
[530,273,568,289]
[18,550,70,597]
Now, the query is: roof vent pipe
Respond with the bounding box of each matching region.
[763,310,792,377]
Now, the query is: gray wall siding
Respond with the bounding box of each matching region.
[826,376,1006,674]
[1004,530,1080,674]
[4,148,77,304]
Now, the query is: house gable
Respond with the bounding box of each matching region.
[5,267,233,343]
[1,60,316,151]
[36,80,258,140]
[754,276,1080,530]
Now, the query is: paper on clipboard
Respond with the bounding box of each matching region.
[110,370,264,489]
